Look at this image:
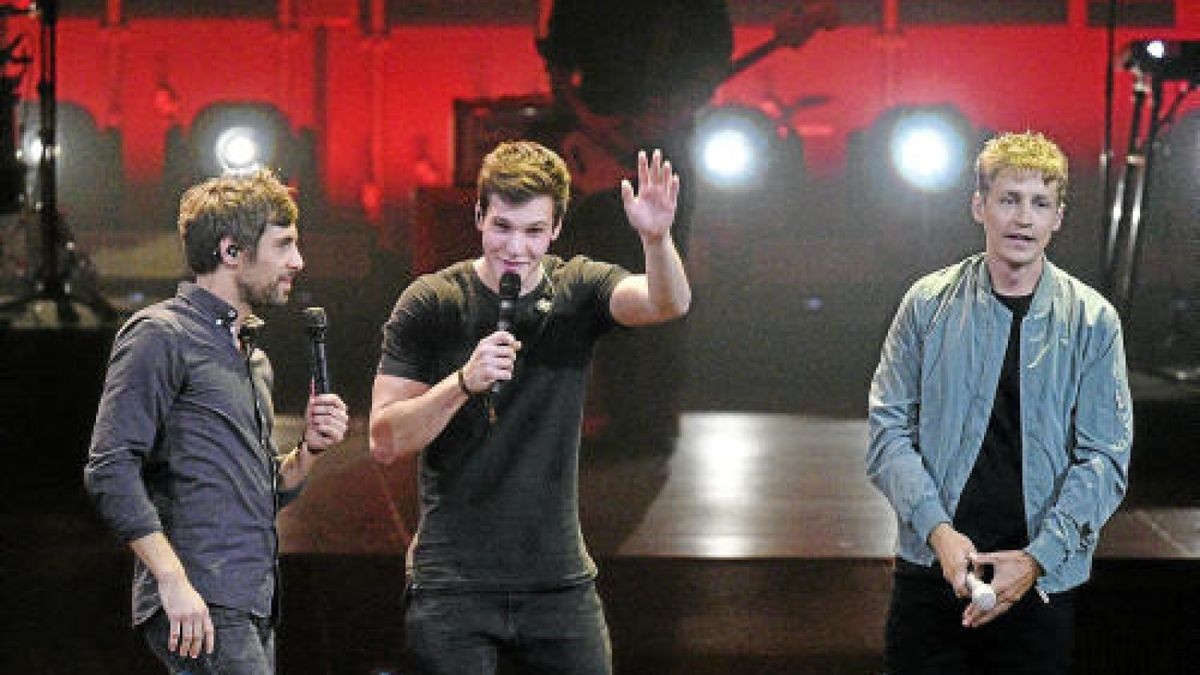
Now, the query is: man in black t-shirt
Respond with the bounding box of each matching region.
[369,141,690,674]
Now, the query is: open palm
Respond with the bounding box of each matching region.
[621,149,680,242]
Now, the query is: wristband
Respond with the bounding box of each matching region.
[295,437,323,456]
[457,368,482,397]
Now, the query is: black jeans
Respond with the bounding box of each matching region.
[140,606,275,675]
[404,581,612,675]
[885,560,1075,675]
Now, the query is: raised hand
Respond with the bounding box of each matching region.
[620,149,681,243]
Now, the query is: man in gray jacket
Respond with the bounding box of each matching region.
[867,131,1133,674]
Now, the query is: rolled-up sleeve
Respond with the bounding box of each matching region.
[84,317,181,544]
[867,288,950,545]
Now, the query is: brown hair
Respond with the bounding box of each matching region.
[477,141,571,222]
[177,169,298,274]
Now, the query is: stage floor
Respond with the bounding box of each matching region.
[5,411,1199,673]
[266,411,1200,673]
[277,412,1200,562]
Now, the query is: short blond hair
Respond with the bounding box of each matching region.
[975,131,1068,206]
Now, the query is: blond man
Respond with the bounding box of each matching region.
[867,132,1133,674]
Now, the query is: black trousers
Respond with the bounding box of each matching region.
[885,560,1076,675]
[403,581,612,675]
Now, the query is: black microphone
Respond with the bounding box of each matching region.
[303,306,331,395]
[492,272,521,396]
[237,315,264,355]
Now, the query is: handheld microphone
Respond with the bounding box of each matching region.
[237,315,265,354]
[965,572,997,611]
[302,306,331,395]
[491,272,521,396]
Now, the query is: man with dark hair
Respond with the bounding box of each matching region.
[369,140,690,674]
[85,169,349,674]
[867,131,1133,674]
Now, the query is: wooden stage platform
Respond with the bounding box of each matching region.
[277,412,1200,561]
[4,411,1198,673]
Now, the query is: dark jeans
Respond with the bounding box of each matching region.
[404,581,612,675]
[885,560,1076,675]
[140,606,275,675]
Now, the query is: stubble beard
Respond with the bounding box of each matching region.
[239,276,290,309]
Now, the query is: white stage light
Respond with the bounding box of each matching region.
[888,113,969,192]
[215,127,262,173]
[692,107,774,190]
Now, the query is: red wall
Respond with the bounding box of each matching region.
[29,9,1200,214]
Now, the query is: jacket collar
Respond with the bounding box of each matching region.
[972,253,1058,319]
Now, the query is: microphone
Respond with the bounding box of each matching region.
[237,315,265,354]
[302,306,331,395]
[965,572,997,611]
[491,272,521,396]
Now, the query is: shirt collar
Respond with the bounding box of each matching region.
[177,281,240,329]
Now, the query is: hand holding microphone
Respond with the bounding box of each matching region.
[961,549,1043,628]
[455,273,524,422]
[487,272,522,424]
[965,571,997,611]
[303,307,331,395]
[491,272,522,396]
[301,307,348,454]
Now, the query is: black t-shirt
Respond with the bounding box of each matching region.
[954,292,1033,554]
[378,255,628,591]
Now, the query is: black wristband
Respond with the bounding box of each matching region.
[296,437,323,456]
[457,368,482,397]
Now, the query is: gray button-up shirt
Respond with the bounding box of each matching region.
[85,282,301,625]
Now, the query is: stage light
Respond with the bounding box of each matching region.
[846,104,981,267]
[1123,39,1200,81]
[23,134,41,162]
[702,129,752,180]
[165,102,320,215]
[16,102,122,225]
[182,104,289,180]
[692,106,774,190]
[888,111,970,192]
[214,126,264,173]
